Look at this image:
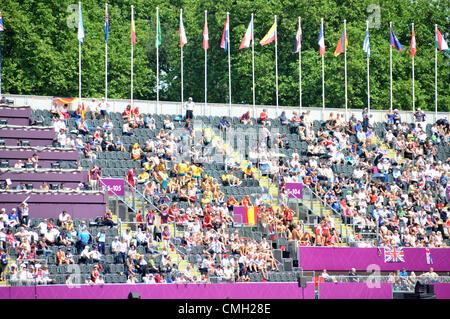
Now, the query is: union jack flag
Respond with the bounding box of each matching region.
[384,246,405,263]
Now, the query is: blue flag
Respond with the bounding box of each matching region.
[389,27,404,51]
[363,29,370,57]
[78,4,85,43]
[104,7,109,43]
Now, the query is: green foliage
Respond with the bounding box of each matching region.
[0,0,448,112]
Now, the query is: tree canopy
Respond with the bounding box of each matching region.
[0,0,448,112]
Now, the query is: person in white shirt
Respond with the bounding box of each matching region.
[80,246,92,264]
[89,246,102,263]
[98,98,110,120]
[184,97,195,120]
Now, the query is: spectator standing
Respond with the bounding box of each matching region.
[184,97,195,120]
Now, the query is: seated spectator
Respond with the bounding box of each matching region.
[279,111,289,125]
[219,116,232,132]
[242,163,257,180]
[131,143,143,161]
[163,116,175,131]
[122,120,134,136]
[102,118,114,140]
[145,114,156,130]
[240,110,252,125]
[221,171,242,187]
[258,108,271,126]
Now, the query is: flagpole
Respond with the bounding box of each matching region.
[321,18,325,119]
[366,20,370,115]
[156,7,160,114]
[180,9,184,117]
[251,13,255,118]
[390,21,393,111]
[298,16,302,112]
[412,23,415,113]
[227,12,232,118]
[275,15,279,116]
[131,5,134,108]
[204,10,207,117]
[434,24,438,120]
[344,19,348,121]
[78,2,82,108]
[105,3,108,102]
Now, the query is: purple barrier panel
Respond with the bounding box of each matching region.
[285,183,302,199]
[1,118,30,126]
[447,186,450,201]
[0,127,55,140]
[0,286,36,299]
[432,283,450,299]
[2,138,53,147]
[0,283,316,299]
[0,170,89,184]
[0,106,31,118]
[299,247,450,272]
[3,159,72,169]
[0,149,79,161]
[100,178,125,196]
[233,206,246,224]
[2,203,106,219]
[319,282,392,299]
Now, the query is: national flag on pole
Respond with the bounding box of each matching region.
[318,22,325,56]
[363,28,370,57]
[81,103,86,120]
[220,15,230,52]
[334,28,348,57]
[0,8,4,32]
[131,10,136,46]
[260,21,276,46]
[239,16,253,50]
[435,27,450,53]
[78,3,85,43]
[156,10,161,48]
[384,246,405,263]
[179,12,187,47]
[104,6,109,43]
[410,27,416,58]
[203,17,209,50]
[390,27,405,51]
[293,18,302,53]
[426,248,433,264]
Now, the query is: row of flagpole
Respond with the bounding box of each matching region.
[19,3,449,119]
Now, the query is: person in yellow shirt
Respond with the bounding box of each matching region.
[243,163,257,180]
[191,164,202,185]
[137,170,150,184]
[201,187,213,205]
[177,160,189,184]
[221,171,242,187]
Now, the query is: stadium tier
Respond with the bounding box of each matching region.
[0,103,449,300]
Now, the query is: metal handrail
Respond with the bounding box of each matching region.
[124,179,162,214]
[98,178,138,218]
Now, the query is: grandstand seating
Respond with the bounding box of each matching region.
[0,103,448,288]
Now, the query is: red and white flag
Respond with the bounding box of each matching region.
[411,26,416,58]
[179,11,187,47]
[203,17,209,50]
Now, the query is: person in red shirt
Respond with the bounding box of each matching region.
[136,210,144,228]
[127,168,137,188]
[258,109,271,126]
[321,219,330,245]
[241,195,252,207]
[203,212,213,229]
